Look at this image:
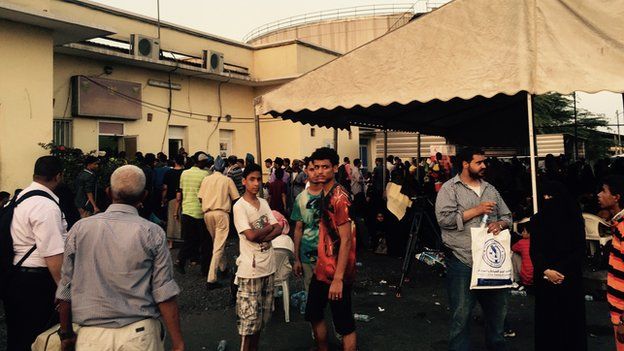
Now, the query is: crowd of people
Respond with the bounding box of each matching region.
[4,145,624,350]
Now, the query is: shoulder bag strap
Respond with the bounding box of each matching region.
[13,189,61,267]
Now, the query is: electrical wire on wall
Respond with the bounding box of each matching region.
[206,79,230,150]
[78,75,284,123]
[159,70,175,152]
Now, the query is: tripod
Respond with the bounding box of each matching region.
[395,195,442,298]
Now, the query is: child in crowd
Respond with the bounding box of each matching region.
[233,163,283,351]
[512,223,534,287]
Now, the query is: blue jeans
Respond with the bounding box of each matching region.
[447,254,507,351]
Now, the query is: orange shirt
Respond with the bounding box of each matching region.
[608,215,624,324]
[315,184,356,284]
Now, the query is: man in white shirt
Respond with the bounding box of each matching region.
[233,163,282,351]
[4,156,67,351]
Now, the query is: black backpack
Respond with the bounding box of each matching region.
[0,190,60,299]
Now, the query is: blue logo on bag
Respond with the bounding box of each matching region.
[482,239,505,268]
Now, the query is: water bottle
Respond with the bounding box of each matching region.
[217,340,227,351]
[416,252,437,266]
[480,214,489,228]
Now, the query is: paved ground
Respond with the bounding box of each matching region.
[0,238,617,350]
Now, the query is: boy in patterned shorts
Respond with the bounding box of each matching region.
[232,163,283,351]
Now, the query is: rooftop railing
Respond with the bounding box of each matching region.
[243,1,449,43]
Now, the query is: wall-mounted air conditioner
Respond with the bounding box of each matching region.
[202,50,224,74]
[130,34,160,60]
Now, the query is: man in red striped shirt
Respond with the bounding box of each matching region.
[598,175,624,351]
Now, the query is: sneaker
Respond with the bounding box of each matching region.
[504,329,516,338]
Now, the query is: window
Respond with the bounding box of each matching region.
[53,119,72,147]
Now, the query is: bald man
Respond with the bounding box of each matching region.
[56,165,184,351]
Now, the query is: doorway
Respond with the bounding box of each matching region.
[168,126,186,157]
[359,139,370,173]
[98,135,122,156]
[169,139,183,157]
[124,136,137,158]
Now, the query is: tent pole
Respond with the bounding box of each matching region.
[383,129,388,189]
[416,132,421,182]
[573,92,578,160]
[621,91,624,150]
[334,128,339,153]
[527,93,538,214]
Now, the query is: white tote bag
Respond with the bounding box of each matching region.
[470,227,513,290]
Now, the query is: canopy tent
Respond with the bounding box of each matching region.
[256,0,624,131]
[255,0,624,210]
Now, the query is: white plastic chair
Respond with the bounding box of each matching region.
[582,213,612,256]
[272,235,294,322]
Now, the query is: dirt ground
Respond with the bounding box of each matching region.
[0,240,616,351]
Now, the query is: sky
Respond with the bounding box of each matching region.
[92,0,624,133]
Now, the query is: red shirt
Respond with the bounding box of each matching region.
[511,238,533,286]
[315,184,356,284]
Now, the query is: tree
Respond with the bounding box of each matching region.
[533,93,610,160]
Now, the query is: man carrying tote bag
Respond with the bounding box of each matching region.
[435,147,512,351]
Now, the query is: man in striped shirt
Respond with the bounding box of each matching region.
[176,153,212,275]
[599,175,624,350]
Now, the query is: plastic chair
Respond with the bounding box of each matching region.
[272,235,294,322]
[582,213,612,256]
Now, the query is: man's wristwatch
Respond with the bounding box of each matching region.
[58,329,76,340]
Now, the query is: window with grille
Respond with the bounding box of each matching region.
[53,119,73,147]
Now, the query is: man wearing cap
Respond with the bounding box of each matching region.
[74,155,99,218]
[198,156,240,289]
[176,153,212,275]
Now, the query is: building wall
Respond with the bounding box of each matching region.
[296,44,338,73]
[53,53,257,157]
[47,0,255,71]
[0,20,54,191]
[253,44,299,80]
[0,0,361,191]
[249,15,408,54]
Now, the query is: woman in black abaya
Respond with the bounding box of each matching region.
[529,181,587,351]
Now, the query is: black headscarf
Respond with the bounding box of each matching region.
[536,180,583,227]
[530,180,585,277]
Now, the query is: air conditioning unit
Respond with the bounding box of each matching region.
[202,50,224,74]
[130,34,160,60]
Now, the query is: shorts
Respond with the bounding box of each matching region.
[304,275,356,336]
[236,275,274,336]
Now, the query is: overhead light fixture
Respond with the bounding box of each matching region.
[148,79,181,90]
